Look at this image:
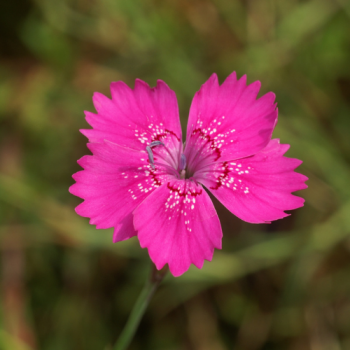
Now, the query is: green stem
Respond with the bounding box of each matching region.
[113,264,168,350]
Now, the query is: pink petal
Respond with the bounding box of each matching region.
[69,141,173,241]
[82,79,182,151]
[185,72,278,164]
[133,179,223,277]
[196,139,308,223]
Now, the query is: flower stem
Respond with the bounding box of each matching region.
[113,264,168,350]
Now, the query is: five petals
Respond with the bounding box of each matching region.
[70,72,308,276]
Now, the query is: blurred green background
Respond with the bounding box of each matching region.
[1,0,350,349]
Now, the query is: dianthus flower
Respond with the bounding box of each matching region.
[70,72,307,276]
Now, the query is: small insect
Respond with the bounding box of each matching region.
[146,141,165,169]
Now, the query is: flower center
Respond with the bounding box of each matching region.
[146,142,192,180]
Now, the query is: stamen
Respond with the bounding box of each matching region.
[180,153,187,171]
[146,141,165,169]
[149,141,165,148]
[146,146,155,169]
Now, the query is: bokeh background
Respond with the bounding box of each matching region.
[1,0,350,349]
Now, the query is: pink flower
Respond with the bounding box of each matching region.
[70,72,308,277]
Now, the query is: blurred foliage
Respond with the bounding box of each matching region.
[1,0,350,349]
